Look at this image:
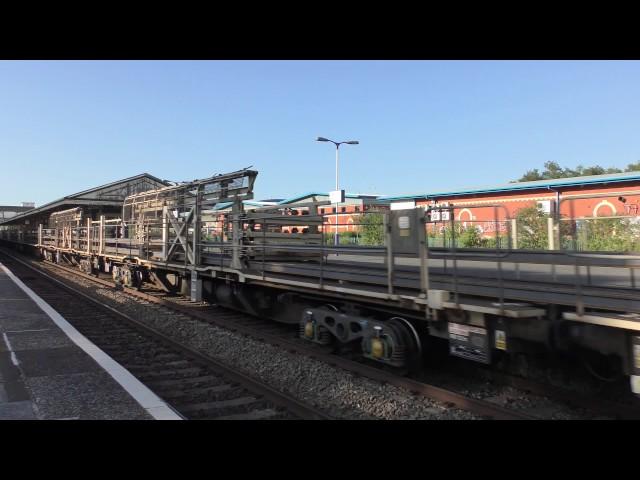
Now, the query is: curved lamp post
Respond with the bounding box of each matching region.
[316,137,359,245]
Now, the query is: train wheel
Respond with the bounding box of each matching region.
[386,317,423,372]
[319,303,339,312]
[580,350,623,384]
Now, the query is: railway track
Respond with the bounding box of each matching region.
[7,248,637,419]
[0,252,330,420]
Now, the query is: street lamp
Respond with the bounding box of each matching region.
[316,136,360,245]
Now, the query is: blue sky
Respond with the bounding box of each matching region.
[1,60,639,206]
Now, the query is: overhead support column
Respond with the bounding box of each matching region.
[38,224,42,246]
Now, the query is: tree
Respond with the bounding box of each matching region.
[626,161,640,172]
[518,168,544,182]
[513,160,640,183]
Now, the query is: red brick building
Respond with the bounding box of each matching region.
[379,171,640,238]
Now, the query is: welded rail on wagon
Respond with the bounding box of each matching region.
[7,231,640,314]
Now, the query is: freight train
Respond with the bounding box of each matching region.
[2,167,640,395]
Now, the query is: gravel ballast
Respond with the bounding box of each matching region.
[30,263,483,420]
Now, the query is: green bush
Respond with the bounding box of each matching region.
[514,205,549,250]
[457,225,484,247]
[323,231,360,245]
[427,223,502,248]
[359,212,385,246]
[574,218,640,252]
[481,234,510,249]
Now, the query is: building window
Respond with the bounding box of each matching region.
[320,208,325,214]
[341,207,346,213]
[355,206,360,212]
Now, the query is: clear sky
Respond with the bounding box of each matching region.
[1,60,639,206]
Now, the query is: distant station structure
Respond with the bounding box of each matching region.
[277,192,385,235]
[0,174,169,242]
[211,192,387,236]
[0,203,35,221]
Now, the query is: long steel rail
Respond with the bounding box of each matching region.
[0,250,331,420]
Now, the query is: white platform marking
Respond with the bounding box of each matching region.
[2,332,20,366]
[0,262,182,420]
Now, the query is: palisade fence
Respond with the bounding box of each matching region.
[426,220,512,249]
[558,216,640,252]
[426,214,640,253]
[557,193,640,253]
[419,195,640,254]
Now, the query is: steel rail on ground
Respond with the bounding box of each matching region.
[0,250,331,421]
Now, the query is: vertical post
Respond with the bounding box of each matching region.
[87,217,91,254]
[190,269,202,302]
[99,216,105,255]
[547,216,555,250]
[184,212,188,269]
[319,213,324,288]
[451,206,459,306]
[335,144,339,246]
[192,186,201,267]
[494,206,504,316]
[511,218,518,250]
[578,220,588,252]
[38,224,42,246]
[384,212,394,295]
[231,198,242,270]
[418,208,430,294]
[162,207,168,261]
[262,215,266,279]
[220,214,225,270]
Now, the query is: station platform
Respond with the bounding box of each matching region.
[0,262,181,420]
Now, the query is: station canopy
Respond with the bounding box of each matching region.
[0,173,170,227]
